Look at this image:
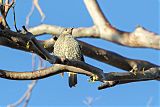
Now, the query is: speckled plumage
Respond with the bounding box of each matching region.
[53,29,84,87]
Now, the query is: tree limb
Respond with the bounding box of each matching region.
[1,64,159,90]
[83,0,160,49]
[0,64,99,80]
[78,40,159,71]
[7,80,37,107]
[98,67,160,90]
[0,32,159,72]
[28,24,160,50]
[27,0,160,49]
[39,39,159,72]
[0,0,159,90]
[0,28,57,63]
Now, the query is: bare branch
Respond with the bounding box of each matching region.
[25,1,35,27]
[28,24,160,49]
[39,39,159,72]
[0,0,159,91]
[23,27,56,64]
[0,27,57,63]
[104,67,160,81]
[0,31,158,72]
[83,0,160,49]
[23,80,37,107]
[0,63,103,81]
[98,67,160,90]
[8,55,43,107]
[1,65,159,90]
[4,0,15,16]
[78,40,159,71]
[0,0,15,28]
[33,0,45,22]
[26,0,45,27]
[84,0,108,27]
[7,80,37,107]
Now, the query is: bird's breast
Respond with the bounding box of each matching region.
[54,36,82,61]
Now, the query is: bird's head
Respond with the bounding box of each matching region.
[61,28,73,35]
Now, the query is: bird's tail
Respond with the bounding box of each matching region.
[68,73,77,88]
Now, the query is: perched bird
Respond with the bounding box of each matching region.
[53,28,84,88]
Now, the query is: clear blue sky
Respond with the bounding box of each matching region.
[0,0,159,107]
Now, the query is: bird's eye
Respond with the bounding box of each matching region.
[53,36,58,40]
[65,29,68,31]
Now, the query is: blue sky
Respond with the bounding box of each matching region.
[0,0,159,107]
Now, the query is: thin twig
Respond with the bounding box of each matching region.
[7,80,37,107]
[33,0,45,22]
[23,80,37,107]
[25,1,35,28]
[12,4,19,32]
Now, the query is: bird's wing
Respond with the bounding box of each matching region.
[79,44,85,62]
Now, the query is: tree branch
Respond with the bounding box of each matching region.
[1,64,159,90]
[0,0,159,90]
[28,24,160,50]
[7,80,37,107]
[78,40,159,71]
[0,63,102,80]
[0,28,57,63]
[0,27,159,88]
[26,0,160,50]
[39,39,159,72]
[0,32,158,72]
[98,67,160,90]
[84,0,108,27]
[83,0,160,49]
[0,0,15,28]
[33,0,45,22]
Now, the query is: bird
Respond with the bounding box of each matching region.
[53,28,84,88]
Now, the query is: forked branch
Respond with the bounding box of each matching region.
[0,0,159,90]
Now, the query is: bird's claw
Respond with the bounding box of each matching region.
[142,67,145,75]
[26,41,31,49]
[130,66,138,75]
[88,75,98,83]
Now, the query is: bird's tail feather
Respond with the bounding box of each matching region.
[68,73,77,88]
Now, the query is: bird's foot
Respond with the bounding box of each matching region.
[88,75,98,83]
[130,66,138,75]
[26,41,31,49]
[142,67,145,75]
